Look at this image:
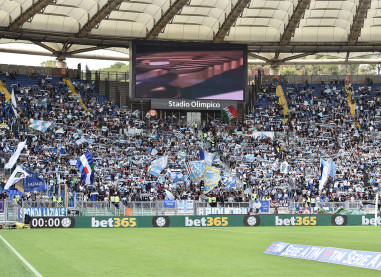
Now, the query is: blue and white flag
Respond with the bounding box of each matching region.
[328,158,337,178]
[53,146,65,154]
[10,88,19,118]
[203,165,221,193]
[319,158,337,190]
[280,161,289,174]
[167,169,184,182]
[23,168,46,192]
[132,110,141,118]
[222,175,236,189]
[204,151,218,166]
[76,137,93,145]
[165,189,175,200]
[29,119,52,132]
[149,156,168,177]
[76,151,95,184]
[185,161,206,181]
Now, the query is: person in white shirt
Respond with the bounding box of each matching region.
[254,201,262,214]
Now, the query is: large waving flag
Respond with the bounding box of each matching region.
[23,168,46,192]
[319,158,337,190]
[221,105,238,123]
[76,151,95,184]
[222,175,236,189]
[203,165,221,193]
[204,151,218,166]
[29,119,52,132]
[10,88,19,117]
[4,166,29,190]
[185,161,206,181]
[5,140,27,169]
[165,189,175,200]
[149,156,168,177]
[167,169,184,182]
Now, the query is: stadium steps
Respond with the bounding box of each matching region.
[275,85,289,117]
[116,82,130,108]
[109,82,129,108]
[63,78,88,114]
[0,80,30,124]
[345,85,360,129]
[109,82,118,103]
[70,78,105,106]
[0,80,11,101]
[98,80,129,108]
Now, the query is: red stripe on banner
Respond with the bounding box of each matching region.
[84,167,89,175]
[228,105,238,118]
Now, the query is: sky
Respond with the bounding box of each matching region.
[0,43,129,70]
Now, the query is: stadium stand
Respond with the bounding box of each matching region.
[0,71,380,212]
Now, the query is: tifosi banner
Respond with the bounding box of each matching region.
[18,207,67,219]
[197,207,249,216]
[151,99,237,111]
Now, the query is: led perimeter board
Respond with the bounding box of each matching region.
[131,41,247,101]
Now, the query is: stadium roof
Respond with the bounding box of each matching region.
[0,0,380,64]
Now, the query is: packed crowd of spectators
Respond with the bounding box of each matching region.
[0,71,380,207]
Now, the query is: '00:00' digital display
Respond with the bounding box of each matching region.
[30,217,75,228]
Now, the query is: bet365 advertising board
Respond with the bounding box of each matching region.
[29,214,381,228]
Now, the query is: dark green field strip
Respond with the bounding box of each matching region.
[0,233,34,277]
[1,227,380,277]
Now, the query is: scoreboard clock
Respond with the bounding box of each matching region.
[30,217,75,228]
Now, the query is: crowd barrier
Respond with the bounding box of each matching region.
[28,214,381,229]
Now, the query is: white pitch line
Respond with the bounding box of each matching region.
[0,234,42,277]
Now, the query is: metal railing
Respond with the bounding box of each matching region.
[77,201,123,217]
[286,201,372,214]
[1,200,377,221]
[82,71,129,82]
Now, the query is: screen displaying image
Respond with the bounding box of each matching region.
[134,42,245,100]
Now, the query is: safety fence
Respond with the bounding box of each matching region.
[28,214,381,228]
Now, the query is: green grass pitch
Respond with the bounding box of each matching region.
[1,226,381,277]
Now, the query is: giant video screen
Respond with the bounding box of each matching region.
[132,41,246,100]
